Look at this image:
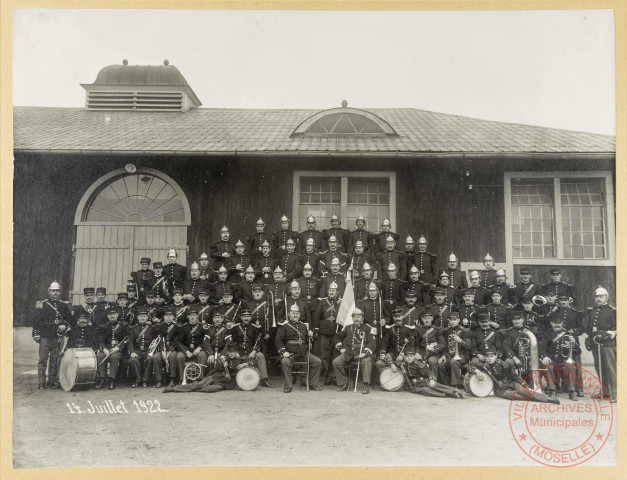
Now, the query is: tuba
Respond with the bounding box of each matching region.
[517,337,531,372]
[532,295,547,306]
[519,329,542,394]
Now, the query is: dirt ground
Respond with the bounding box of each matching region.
[11,327,617,468]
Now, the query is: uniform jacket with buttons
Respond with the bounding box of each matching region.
[334,323,376,357]
[32,298,72,338]
[313,296,342,336]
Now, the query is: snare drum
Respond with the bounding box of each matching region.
[235,365,261,391]
[58,348,97,392]
[379,367,405,392]
[463,371,494,397]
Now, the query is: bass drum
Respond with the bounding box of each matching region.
[379,367,405,392]
[235,365,261,391]
[463,371,494,397]
[59,348,97,392]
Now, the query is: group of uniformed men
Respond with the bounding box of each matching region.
[32,215,617,403]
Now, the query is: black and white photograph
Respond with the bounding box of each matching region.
[8,5,619,471]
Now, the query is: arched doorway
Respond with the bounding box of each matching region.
[72,167,191,304]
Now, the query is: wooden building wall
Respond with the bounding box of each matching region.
[13,153,615,326]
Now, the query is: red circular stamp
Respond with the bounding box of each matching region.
[508,364,613,467]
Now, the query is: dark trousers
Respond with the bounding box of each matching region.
[38,336,60,385]
[317,334,336,380]
[333,353,372,386]
[494,382,553,403]
[96,350,123,380]
[409,381,462,398]
[280,353,322,389]
[546,363,577,392]
[173,351,210,382]
[438,354,470,387]
[129,351,163,383]
[592,345,617,399]
[167,372,227,393]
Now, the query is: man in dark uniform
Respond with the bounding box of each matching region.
[372,218,400,255]
[298,262,321,320]
[437,312,472,388]
[280,238,303,282]
[229,240,252,283]
[319,235,349,276]
[409,236,437,292]
[297,215,324,254]
[551,294,584,396]
[484,290,512,330]
[347,214,372,254]
[375,307,414,374]
[131,257,155,304]
[433,272,460,309]
[514,267,538,307]
[399,292,423,330]
[479,253,497,290]
[458,288,481,330]
[353,261,377,302]
[322,214,349,253]
[502,312,541,382]
[404,266,427,307]
[468,270,489,306]
[160,306,181,387]
[212,287,241,326]
[274,214,299,260]
[254,240,278,285]
[285,281,312,326]
[198,252,215,282]
[128,307,163,388]
[56,311,99,387]
[357,281,387,349]
[210,226,236,270]
[115,292,135,329]
[585,287,616,402]
[348,240,375,281]
[205,312,229,366]
[333,308,376,393]
[541,268,575,306]
[469,313,504,368]
[149,262,169,305]
[488,269,516,306]
[276,304,322,392]
[248,217,274,260]
[414,311,445,378]
[230,309,275,388]
[318,257,347,298]
[300,238,323,277]
[172,306,212,381]
[376,235,407,282]
[403,235,418,281]
[72,287,97,327]
[164,249,187,291]
[380,264,404,318]
[400,348,465,398]
[236,266,257,303]
[183,262,211,304]
[93,287,113,328]
[541,315,580,401]
[194,289,214,326]
[212,266,236,304]
[426,287,455,329]
[313,281,342,384]
[170,288,189,326]
[96,306,128,390]
[518,296,540,334]
[476,349,558,404]
[442,253,467,290]
[246,284,272,339]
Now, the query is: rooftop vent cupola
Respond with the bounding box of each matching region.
[81,60,202,112]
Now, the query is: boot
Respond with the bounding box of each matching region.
[337,384,349,392]
[260,378,275,388]
[569,391,579,402]
[94,378,104,390]
[109,378,115,390]
[362,383,370,394]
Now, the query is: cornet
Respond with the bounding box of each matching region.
[448,332,462,361]
[147,337,161,357]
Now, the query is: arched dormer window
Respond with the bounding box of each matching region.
[291,102,397,137]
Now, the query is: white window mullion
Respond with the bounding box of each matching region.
[340,176,348,223]
[553,177,564,259]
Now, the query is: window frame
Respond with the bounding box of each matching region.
[292,171,396,232]
[504,171,615,267]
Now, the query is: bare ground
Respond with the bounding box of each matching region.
[11,328,617,468]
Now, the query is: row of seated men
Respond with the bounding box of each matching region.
[35,274,615,403]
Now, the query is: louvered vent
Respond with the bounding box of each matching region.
[86,91,183,111]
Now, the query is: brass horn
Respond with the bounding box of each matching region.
[182,362,204,385]
[561,335,576,364]
[532,295,547,306]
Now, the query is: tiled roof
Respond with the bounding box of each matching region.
[13,106,615,155]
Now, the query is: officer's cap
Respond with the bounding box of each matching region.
[171,288,184,295]
[153,262,163,268]
[140,257,151,264]
[240,309,252,317]
[550,268,561,275]
[462,288,474,296]
[519,267,531,275]
[117,292,129,298]
[222,287,233,296]
[83,287,95,295]
[145,290,157,298]
[126,284,136,292]
[136,307,150,316]
[96,287,107,294]
[252,283,264,291]
[163,306,176,315]
[478,312,490,322]
[225,342,237,352]
[198,288,210,295]
[392,307,403,316]
[512,312,524,320]
[420,311,434,319]
[484,349,497,355]
[490,290,502,297]
[106,306,120,314]
[558,294,569,301]
[405,291,417,297]
[434,287,446,295]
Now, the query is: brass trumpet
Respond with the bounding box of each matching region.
[147,337,161,357]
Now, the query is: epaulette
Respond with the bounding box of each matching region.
[35,300,45,309]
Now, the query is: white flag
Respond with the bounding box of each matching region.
[336,273,355,327]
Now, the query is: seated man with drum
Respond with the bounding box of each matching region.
[96,306,128,390]
[469,312,504,368]
[473,349,559,404]
[276,304,323,393]
[172,306,212,383]
[399,348,465,398]
[205,312,229,368]
[333,308,376,394]
[230,309,275,388]
[128,307,164,388]
[437,311,472,389]
[163,342,247,393]
[56,311,99,391]
[375,307,414,382]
